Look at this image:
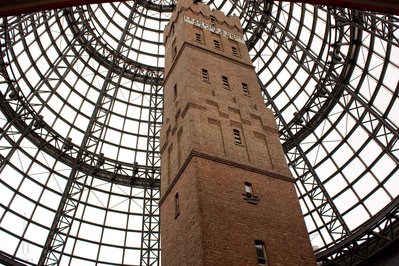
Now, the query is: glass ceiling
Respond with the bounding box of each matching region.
[0,0,398,265]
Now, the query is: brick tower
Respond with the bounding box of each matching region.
[159,1,316,265]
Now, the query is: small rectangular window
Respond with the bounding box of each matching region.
[175,193,180,218]
[243,182,259,204]
[212,33,222,50]
[171,24,175,35]
[195,33,202,42]
[173,84,177,98]
[243,182,259,203]
[242,83,249,95]
[194,26,204,43]
[255,240,267,265]
[244,182,253,197]
[232,46,239,56]
[222,76,229,88]
[214,40,221,50]
[230,39,240,56]
[202,69,209,82]
[172,39,177,58]
[233,129,242,145]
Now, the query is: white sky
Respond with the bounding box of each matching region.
[0,0,398,264]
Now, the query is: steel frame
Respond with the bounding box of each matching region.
[0,1,398,265]
[0,0,399,17]
[0,4,162,265]
[249,2,399,264]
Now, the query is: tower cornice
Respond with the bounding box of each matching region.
[159,149,295,206]
[163,41,255,84]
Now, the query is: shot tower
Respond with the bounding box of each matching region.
[159,0,316,265]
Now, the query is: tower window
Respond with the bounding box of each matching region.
[174,84,177,98]
[195,32,202,42]
[233,129,242,145]
[244,182,253,197]
[230,39,240,56]
[243,182,259,203]
[214,40,221,50]
[171,24,175,35]
[255,240,267,265]
[172,39,177,58]
[202,69,209,82]
[175,193,180,218]
[242,83,249,95]
[232,46,239,56]
[194,26,204,43]
[222,76,229,88]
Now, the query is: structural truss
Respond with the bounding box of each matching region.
[0,1,398,265]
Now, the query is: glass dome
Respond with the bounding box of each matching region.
[0,1,398,265]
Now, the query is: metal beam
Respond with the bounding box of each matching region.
[285,0,399,15]
[0,0,399,17]
[0,251,27,266]
[0,0,121,17]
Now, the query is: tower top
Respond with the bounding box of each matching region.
[164,0,242,45]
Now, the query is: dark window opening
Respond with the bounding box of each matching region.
[214,40,221,49]
[232,46,239,56]
[233,129,242,145]
[242,83,249,95]
[172,39,177,58]
[195,33,202,42]
[222,76,229,88]
[171,24,175,35]
[175,193,180,218]
[255,240,267,265]
[174,84,177,98]
[202,68,209,82]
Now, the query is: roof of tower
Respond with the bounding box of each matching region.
[164,0,242,44]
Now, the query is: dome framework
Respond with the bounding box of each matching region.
[0,0,398,265]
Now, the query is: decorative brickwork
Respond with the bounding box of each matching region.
[160,0,316,265]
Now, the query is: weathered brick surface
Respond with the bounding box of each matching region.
[161,157,316,266]
[160,1,316,265]
[196,157,315,265]
[160,160,204,266]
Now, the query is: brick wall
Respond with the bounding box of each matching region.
[161,156,316,265]
[160,1,316,265]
